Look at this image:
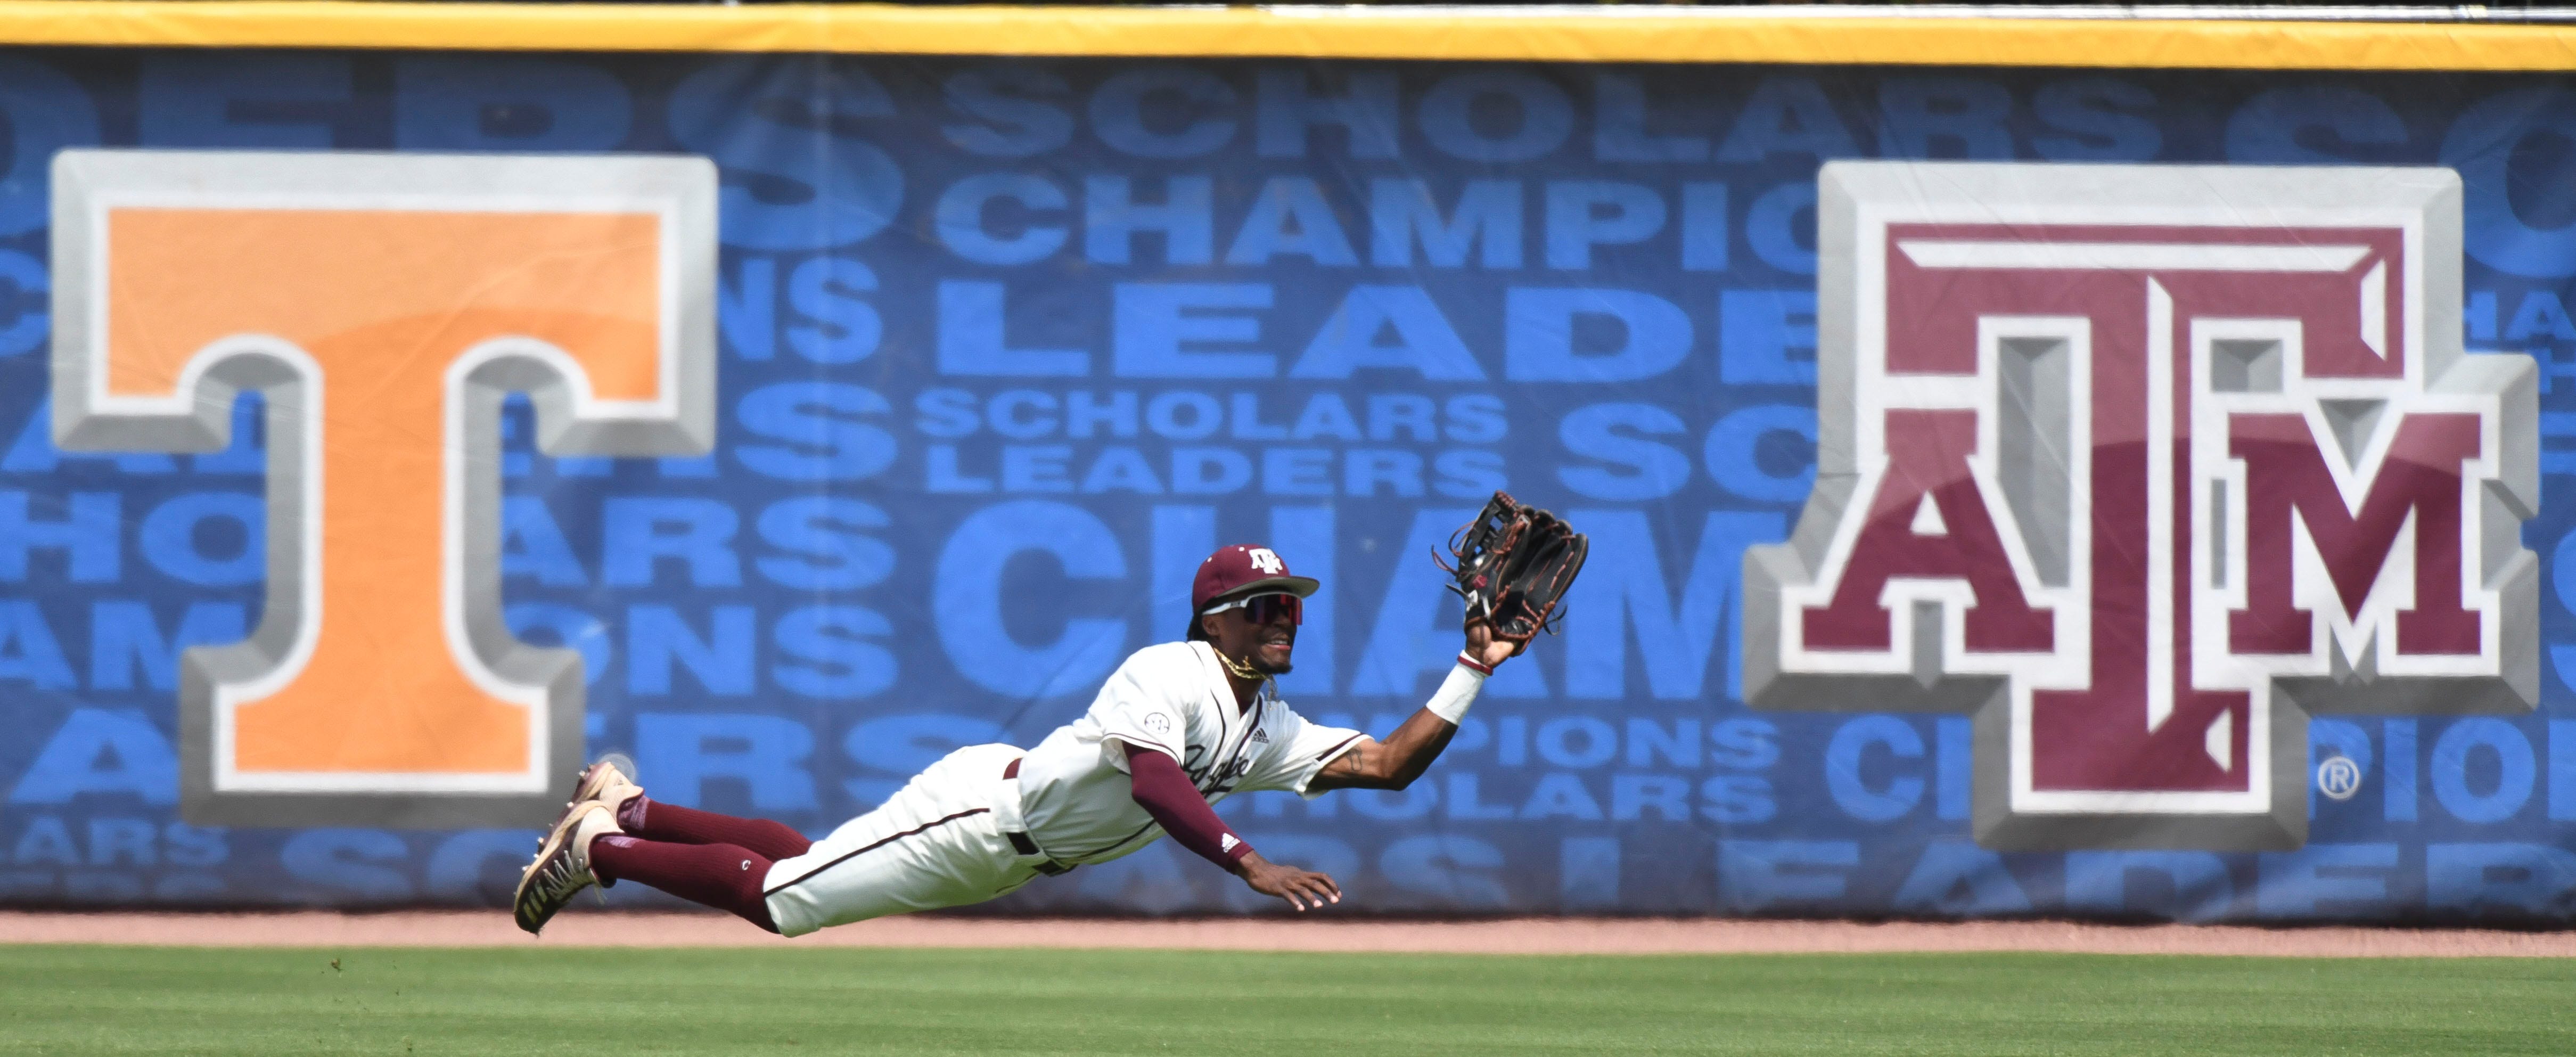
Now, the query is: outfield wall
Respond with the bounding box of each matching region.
[4,5,2576,923]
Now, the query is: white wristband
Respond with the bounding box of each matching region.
[1425,658,1487,724]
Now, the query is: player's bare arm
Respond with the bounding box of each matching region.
[1308,619,1517,792]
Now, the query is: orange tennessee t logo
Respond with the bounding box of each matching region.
[50,150,716,827]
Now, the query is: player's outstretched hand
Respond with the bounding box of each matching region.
[1237,853,1342,912]
[1464,617,1522,668]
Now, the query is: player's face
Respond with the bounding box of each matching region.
[1215,594,1299,675]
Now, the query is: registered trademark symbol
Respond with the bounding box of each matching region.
[2316,755,2365,801]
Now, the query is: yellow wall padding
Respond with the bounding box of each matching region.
[3,2,2575,70]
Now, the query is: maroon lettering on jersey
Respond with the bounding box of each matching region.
[1743,162,2539,852]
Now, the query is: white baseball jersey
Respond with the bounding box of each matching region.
[1013,641,1366,865]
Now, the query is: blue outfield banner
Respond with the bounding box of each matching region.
[3,51,2576,922]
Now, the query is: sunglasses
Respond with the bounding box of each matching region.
[1210,593,1302,626]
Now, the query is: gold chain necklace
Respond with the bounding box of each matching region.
[1213,647,1265,683]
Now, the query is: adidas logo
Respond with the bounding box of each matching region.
[1251,730,1270,744]
[1220,834,1241,853]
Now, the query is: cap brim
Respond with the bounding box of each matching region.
[1204,576,1320,609]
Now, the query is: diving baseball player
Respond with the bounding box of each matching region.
[513,542,1538,935]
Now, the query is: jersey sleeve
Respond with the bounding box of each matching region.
[1088,646,1202,773]
[1237,706,1368,799]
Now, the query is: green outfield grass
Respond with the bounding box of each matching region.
[2,943,2569,1056]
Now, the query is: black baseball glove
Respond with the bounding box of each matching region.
[1437,491,1589,644]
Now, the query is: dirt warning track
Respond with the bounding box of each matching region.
[0,911,2567,957]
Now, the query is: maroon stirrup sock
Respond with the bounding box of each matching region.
[618,795,812,861]
[589,835,780,933]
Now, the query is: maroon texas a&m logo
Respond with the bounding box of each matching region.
[1742,162,2538,851]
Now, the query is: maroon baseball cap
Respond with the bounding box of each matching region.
[1192,544,1320,616]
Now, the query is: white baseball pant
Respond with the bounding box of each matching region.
[760,743,1056,938]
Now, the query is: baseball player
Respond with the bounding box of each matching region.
[514,543,1523,935]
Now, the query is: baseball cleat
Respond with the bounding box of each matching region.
[513,800,618,936]
[570,755,643,815]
